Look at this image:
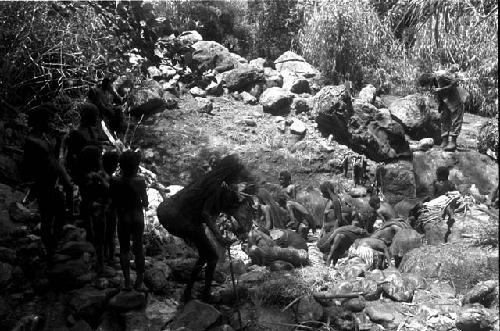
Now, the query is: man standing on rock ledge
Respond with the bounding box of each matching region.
[418,66,469,152]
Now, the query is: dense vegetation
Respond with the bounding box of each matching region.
[0,0,497,116]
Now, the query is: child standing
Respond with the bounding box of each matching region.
[102,150,120,265]
[110,150,148,290]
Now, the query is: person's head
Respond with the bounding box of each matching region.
[278,171,291,187]
[119,150,141,177]
[101,77,113,91]
[369,195,381,210]
[28,104,56,132]
[319,181,335,199]
[79,103,99,127]
[436,166,450,182]
[417,73,437,88]
[102,150,120,175]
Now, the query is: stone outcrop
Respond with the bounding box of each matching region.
[313,85,410,161]
[388,94,441,142]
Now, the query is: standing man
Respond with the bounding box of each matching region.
[418,67,469,152]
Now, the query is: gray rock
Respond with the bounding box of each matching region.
[178,30,203,44]
[377,161,416,205]
[205,80,223,96]
[342,297,366,312]
[190,87,206,98]
[388,94,441,142]
[69,287,118,326]
[108,290,146,311]
[290,78,310,94]
[0,247,16,264]
[357,84,377,104]
[145,297,178,330]
[8,202,36,223]
[274,51,319,78]
[48,259,91,289]
[456,307,498,331]
[365,304,395,323]
[260,87,293,115]
[58,241,95,258]
[462,280,499,308]
[249,57,266,69]
[418,137,434,151]
[192,41,247,73]
[0,262,13,288]
[289,119,306,136]
[147,66,162,79]
[144,265,171,293]
[240,91,257,105]
[291,98,310,114]
[168,300,221,331]
[195,97,213,114]
[269,260,294,272]
[223,65,265,92]
[295,295,323,323]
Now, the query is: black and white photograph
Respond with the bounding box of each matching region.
[0,1,498,330]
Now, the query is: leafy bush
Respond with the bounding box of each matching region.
[297,0,398,88]
[477,117,499,158]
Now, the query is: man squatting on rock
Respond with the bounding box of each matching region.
[418,67,469,152]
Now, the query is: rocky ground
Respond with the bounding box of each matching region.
[0,33,498,331]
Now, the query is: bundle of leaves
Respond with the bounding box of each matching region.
[477,117,499,158]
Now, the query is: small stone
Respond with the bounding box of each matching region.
[196,97,213,114]
[290,119,306,136]
[342,297,366,312]
[244,119,257,127]
[108,290,146,311]
[190,87,206,98]
[240,91,257,105]
[418,137,434,151]
[365,305,395,323]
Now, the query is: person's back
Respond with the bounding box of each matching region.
[112,174,148,215]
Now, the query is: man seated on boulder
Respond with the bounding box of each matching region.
[88,77,125,134]
[279,170,297,200]
[432,166,456,198]
[418,66,469,152]
[275,192,315,239]
[369,195,396,230]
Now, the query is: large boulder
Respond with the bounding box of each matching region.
[477,118,498,159]
[68,287,118,327]
[350,104,410,161]
[222,64,265,92]
[377,161,416,205]
[462,280,499,308]
[129,80,177,118]
[274,51,319,78]
[168,300,221,331]
[192,41,247,73]
[48,258,91,289]
[260,87,294,115]
[388,94,441,142]
[178,30,203,44]
[314,85,410,161]
[313,85,353,144]
[400,243,499,294]
[412,149,499,196]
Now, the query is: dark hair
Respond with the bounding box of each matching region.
[101,77,112,90]
[79,103,99,127]
[369,195,381,207]
[417,73,437,88]
[28,104,57,130]
[120,150,141,176]
[103,150,120,175]
[279,171,291,182]
[436,166,450,181]
[320,181,335,197]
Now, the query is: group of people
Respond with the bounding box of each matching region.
[22,77,148,291]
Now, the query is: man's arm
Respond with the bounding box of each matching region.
[140,178,149,209]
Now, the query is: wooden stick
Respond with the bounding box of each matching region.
[313,291,365,300]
